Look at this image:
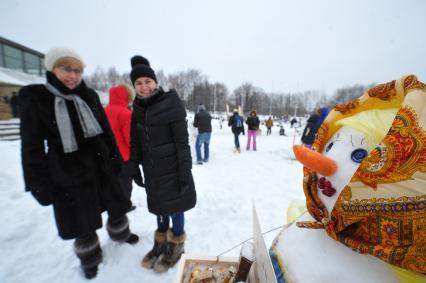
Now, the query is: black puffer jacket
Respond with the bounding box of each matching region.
[19,72,130,240]
[193,110,212,133]
[130,88,196,215]
[246,116,260,130]
[301,114,320,145]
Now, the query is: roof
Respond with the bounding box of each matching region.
[0,67,108,105]
[0,67,45,86]
[0,36,44,57]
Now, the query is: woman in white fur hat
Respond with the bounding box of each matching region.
[19,47,139,279]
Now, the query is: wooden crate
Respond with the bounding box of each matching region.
[174,254,239,283]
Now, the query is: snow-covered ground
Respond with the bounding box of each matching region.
[0,118,305,283]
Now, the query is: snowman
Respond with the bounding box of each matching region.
[270,75,426,283]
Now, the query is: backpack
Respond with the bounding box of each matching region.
[235,115,243,128]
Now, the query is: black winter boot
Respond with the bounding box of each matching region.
[142,230,168,269]
[107,215,131,242]
[83,266,98,279]
[153,230,186,273]
[125,233,139,245]
[74,233,102,280]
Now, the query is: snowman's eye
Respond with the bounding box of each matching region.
[325,142,334,153]
[351,148,368,163]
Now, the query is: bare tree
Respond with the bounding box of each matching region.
[329,84,370,107]
[155,70,169,87]
[84,66,109,91]
[231,82,264,114]
[167,69,205,101]
[84,64,375,117]
[106,67,122,87]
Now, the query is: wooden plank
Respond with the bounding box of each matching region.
[252,203,278,283]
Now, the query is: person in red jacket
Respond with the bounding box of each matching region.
[105,85,136,211]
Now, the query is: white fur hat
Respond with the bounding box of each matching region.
[44,47,85,71]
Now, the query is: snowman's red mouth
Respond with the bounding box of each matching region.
[318,177,337,197]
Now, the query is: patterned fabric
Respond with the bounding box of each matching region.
[301,75,426,274]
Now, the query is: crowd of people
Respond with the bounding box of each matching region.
[17,45,329,280]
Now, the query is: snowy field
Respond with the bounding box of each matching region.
[0,118,305,283]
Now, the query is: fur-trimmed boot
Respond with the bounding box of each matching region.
[141,230,167,269]
[74,233,102,279]
[106,215,139,245]
[153,230,186,273]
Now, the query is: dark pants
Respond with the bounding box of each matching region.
[157,213,185,236]
[267,127,272,135]
[233,132,241,149]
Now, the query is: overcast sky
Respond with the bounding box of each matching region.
[1,0,425,94]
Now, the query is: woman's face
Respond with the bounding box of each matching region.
[134,77,157,97]
[52,60,83,90]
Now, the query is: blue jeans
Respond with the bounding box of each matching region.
[157,213,185,236]
[233,132,241,148]
[195,132,211,162]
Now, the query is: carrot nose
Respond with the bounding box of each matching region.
[293,145,337,176]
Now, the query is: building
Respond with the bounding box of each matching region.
[0,36,46,119]
[0,36,45,76]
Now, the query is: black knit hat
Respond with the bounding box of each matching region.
[130,55,157,85]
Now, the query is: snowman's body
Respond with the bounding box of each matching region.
[271,127,398,283]
[272,212,399,283]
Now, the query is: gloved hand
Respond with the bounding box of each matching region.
[133,173,145,187]
[30,186,54,206]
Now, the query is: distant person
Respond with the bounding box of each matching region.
[301,112,320,149]
[104,85,136,211]
[265,116,273,135]
[19,47,138,279]
[300,106,329,149]
[10,92,19,117]
[290,117,298,128]
[128,55,196,273]
[228,109,245,153]
[245,110,260,151]
[279,125,286,136]
[193,104,212,164]
[219,116,224,129]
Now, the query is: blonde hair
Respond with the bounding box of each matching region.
[53,57,84,70]
[335,108,398,151]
